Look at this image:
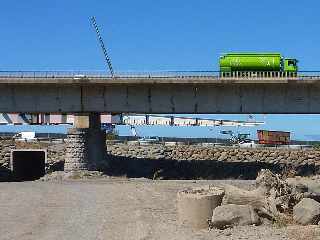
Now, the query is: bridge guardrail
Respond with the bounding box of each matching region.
[1,71,320,79]
[0,70,218,78]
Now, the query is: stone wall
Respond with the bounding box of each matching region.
[1,140,320,181]
[0,139,15,180]
[108,144,320,167]
[106,144,320,179]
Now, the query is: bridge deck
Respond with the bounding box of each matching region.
[1,72,320,113]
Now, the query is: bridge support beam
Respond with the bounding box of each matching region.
[64,113,107,171]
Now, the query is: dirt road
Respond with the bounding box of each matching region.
[0,179,309,240]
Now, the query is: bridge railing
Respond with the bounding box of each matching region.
[114,71,218,78]
[0,70,218,78]
[1,70,320,79]
[0,70,111,78]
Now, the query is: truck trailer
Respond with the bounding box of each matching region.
[219,53,298,77]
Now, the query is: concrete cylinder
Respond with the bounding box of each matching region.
[177,186,224,229]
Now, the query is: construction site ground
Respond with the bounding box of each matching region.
[0,178,317,240]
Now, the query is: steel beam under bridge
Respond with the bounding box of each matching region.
[1,77,320,114]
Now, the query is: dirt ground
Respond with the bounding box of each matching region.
[0,179,318,240]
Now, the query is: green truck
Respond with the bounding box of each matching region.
[219,53,298,77]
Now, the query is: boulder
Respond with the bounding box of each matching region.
[287,178,320,201]
[218,152,228,161]
[293,198,320,225]
[211,204,260,229]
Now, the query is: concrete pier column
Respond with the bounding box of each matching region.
[64,113,107,171]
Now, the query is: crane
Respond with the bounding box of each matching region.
[90,16,115,78]
[130,125,138,137]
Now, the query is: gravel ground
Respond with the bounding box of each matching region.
[0,179,317,240]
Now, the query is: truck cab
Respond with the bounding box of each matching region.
[283,58,298,72]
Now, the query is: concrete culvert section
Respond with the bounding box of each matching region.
[11,150,46,181]
[177,186,224,229]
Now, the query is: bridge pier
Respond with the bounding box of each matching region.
[64,113,107,171]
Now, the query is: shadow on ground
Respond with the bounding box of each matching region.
[0,165,13,182]
[104,154,319,180]
[1,153,319,182]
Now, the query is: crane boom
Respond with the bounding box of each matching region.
[90,16,115,78]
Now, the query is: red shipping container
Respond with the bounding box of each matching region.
[257,130,290,145]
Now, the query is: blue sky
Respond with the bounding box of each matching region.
[1,0,320,140]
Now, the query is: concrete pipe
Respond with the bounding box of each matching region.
[177,186,224,230]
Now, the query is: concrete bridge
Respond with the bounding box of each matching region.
[1,73,320,114]
[1,71,320,173]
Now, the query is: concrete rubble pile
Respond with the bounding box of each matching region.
[177,169,320,231]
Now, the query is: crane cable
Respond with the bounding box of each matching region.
[90,16,115,78]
